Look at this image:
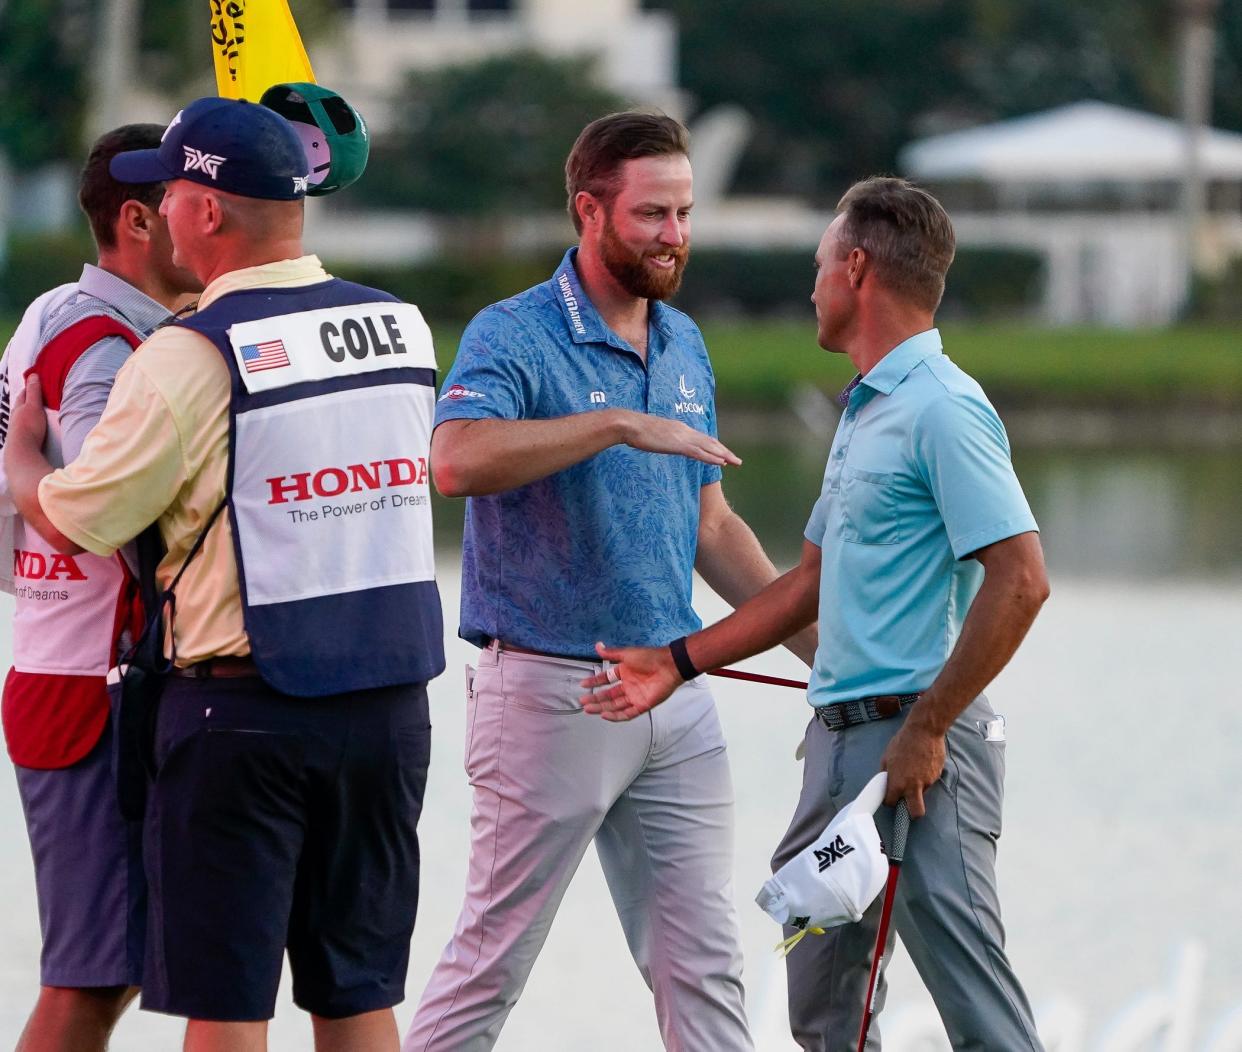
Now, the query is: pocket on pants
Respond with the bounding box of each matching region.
[464,664,504,783]
[507,692,586,715]
[500,661,584,716]
[463,663,477,770]
[945,703,1006,839]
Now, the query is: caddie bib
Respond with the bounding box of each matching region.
[177,280,445,696]
[2,315,145,769]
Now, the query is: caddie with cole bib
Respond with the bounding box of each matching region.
[3,97,444,1046]
[180,288,442,694]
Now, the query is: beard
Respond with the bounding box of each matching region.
[600,215,689,301]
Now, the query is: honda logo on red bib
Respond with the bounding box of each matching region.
[265,457,429,505]
[13,550,88,581]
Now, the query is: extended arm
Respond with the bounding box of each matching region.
[432,412,741,497]
[580,537,822,720]
[695,481,818,666]
[4,375,83,554]
[12,331,199,561]
[881,530,1049,815]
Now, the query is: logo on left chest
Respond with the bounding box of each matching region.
[674,374,704,415]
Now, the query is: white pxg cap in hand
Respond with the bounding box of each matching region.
[756,772,890,933]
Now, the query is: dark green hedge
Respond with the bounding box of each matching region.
[671,247,1044,320]
[1186,258,1242,322]
[940,247,1045,318]
[0,230,95,312]
[328,253,564,325]
[1,234,1045,326]
[333,246,1045,324]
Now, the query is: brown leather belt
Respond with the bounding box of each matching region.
[814,693,921,731]
[491,640,600,663]
[172,655,261,679]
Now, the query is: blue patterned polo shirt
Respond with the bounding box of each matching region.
[435,248,723,655]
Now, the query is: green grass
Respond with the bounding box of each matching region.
[7,314,1238,408]
[431,319,1242,408]
[697,321,1242,408]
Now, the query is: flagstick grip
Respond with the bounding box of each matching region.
[855,800,912,1052]
[889,800,910,863]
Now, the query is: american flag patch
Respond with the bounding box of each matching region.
[240,339,290,373]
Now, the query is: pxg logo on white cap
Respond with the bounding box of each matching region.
[110,96,309,201]
[756,772,891,933]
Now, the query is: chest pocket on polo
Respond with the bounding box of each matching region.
[841,467,900,545]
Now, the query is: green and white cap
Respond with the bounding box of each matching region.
[259,82,369,196]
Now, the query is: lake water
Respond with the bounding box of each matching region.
[1,441,1240,1051]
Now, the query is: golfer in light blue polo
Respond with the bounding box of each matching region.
[583,176,1050,1051]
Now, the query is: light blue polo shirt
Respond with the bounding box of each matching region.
[435,248,723,655]
[805,329,1038,707]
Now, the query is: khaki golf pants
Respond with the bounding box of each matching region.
[771,696,1044,1052]
[405,644,754,1052]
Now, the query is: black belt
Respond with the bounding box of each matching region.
[490,640,601,663]
[814,693,920,731]
[172,655,261,679]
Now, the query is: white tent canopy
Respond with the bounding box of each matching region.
[900,100,1242,183]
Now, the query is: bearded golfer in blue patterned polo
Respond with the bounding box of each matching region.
[404,113,816,1051]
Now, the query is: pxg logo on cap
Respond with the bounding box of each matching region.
[110,96,310,201]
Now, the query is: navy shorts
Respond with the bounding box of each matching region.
[14,718,146,988]
[140,675,432,1021]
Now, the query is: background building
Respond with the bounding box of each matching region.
[901,101,1242,326]
[316,0,683,128]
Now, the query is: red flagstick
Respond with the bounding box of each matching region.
[856,800,911,1052]
[708,663,909,1049]
[708,667,808,690]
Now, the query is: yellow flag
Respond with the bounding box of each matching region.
[209,0,316,101]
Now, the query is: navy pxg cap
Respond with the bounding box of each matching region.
[110,96,310,201]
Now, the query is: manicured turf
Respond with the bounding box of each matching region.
[695,321,1242,408]
[5,315,1238,407]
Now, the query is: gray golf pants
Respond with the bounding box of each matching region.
[405,644,753,1052]
[771,696,1044,1052]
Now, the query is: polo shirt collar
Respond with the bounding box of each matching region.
[199,255,328,311]
[858,328,943,397]
[550,247,675,352]
[77,263,169,335]
[552,248,608,345]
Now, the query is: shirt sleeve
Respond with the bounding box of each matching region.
[911,393,1038,559]
[804,492,828,546]
[58,337,133,463]
[39,353,189,557]
[433,308,541,427]
[700,369,723,488]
